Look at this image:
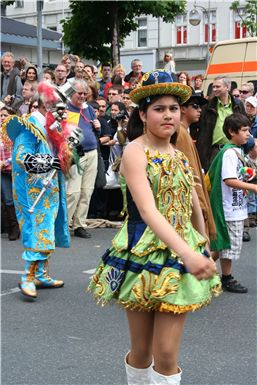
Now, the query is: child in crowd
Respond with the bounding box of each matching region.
[89,70,220,385]
[207,113,257,293]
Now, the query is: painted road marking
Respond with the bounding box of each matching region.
[82,268,96,275]
[0,269,21,296]
[1,287,20,296]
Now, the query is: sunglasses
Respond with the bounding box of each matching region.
[32,105,39,108]
[187,103,201,110]
[233,94,240,97]
[239,90,250,94]
[77,92,87,95]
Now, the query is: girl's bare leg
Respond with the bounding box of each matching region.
[126,309,155,368]
[152,311,186,375]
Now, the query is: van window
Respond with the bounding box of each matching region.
[207,83,213,97]
[231,81,238,91]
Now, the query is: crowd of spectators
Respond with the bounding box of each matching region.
[1,52,257,265]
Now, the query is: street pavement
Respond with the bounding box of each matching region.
[1,226,256,385]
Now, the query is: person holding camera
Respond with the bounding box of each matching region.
[104,102,129,218]
[107,101,129,167]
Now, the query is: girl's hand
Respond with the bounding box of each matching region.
[184,252,217,280]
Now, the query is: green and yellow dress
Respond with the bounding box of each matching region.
[88,149,221,313]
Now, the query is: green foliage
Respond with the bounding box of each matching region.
[62,0,186,64]
[1,0,15,6]
[230,0,257,37]
[0,0,15,16]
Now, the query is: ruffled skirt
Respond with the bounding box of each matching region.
[88,221,222,313]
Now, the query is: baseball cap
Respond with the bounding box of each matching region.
[245,96,257,108]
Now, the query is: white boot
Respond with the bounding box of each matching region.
[125,352,152,385]
[150,367,182,384]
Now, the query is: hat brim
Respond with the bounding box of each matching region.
[130,83,192,105]
[184,94,207,106]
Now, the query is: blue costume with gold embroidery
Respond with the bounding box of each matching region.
[3,112,69,298]
[89,149,221,313]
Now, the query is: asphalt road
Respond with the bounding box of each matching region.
[1,226,256,385]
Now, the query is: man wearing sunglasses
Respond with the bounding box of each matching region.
[65,79,100,238]
[196,75,245,172]
[176,92,216,243]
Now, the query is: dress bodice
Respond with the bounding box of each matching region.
[122,148,195,229]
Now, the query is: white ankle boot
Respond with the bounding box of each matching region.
[124,353,152,385]
[150,367,182,384]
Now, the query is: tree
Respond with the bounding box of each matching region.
[230,0,257,37]
[62,0,186,66]
[1,0,15,16]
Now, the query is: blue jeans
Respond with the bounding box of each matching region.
[1,172,14,206]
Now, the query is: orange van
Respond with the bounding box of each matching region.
[203,37,257,96]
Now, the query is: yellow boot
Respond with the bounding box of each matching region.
[34,260,64,288]
[18,261,38,298]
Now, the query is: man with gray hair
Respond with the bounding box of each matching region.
[124,58,144,83]
[65,79,100,238]
[196,75,245,172]
[1,51,23,108]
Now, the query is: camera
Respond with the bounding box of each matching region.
[113,110,128,121]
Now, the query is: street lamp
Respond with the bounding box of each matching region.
[37,0,44,77]
[189,1,211,66]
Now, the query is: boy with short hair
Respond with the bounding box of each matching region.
[207,113,257,293]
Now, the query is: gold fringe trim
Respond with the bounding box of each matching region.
[2,115,47,144]
[88,283,222,314]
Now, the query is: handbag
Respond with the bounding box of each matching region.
[104,162,120,189]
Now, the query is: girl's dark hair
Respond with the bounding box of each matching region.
[0,106,16,115]
[127,94,181,144]
[223,113,251,139]
[25,66,38,80]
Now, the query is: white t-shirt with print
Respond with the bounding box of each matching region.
[221,147,248,221]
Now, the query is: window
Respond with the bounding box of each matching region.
[14,0,24,7]
[204,10,216,43]
[176,14,187,45]
[47,26,57,31]
[234,8,248,39]
[137,17,147,47]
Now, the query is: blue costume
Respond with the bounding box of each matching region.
[3,111,70,298]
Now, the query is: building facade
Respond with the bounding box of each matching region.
[5,0,250,74]
[120,0,250,75]
[3,0,71,65]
